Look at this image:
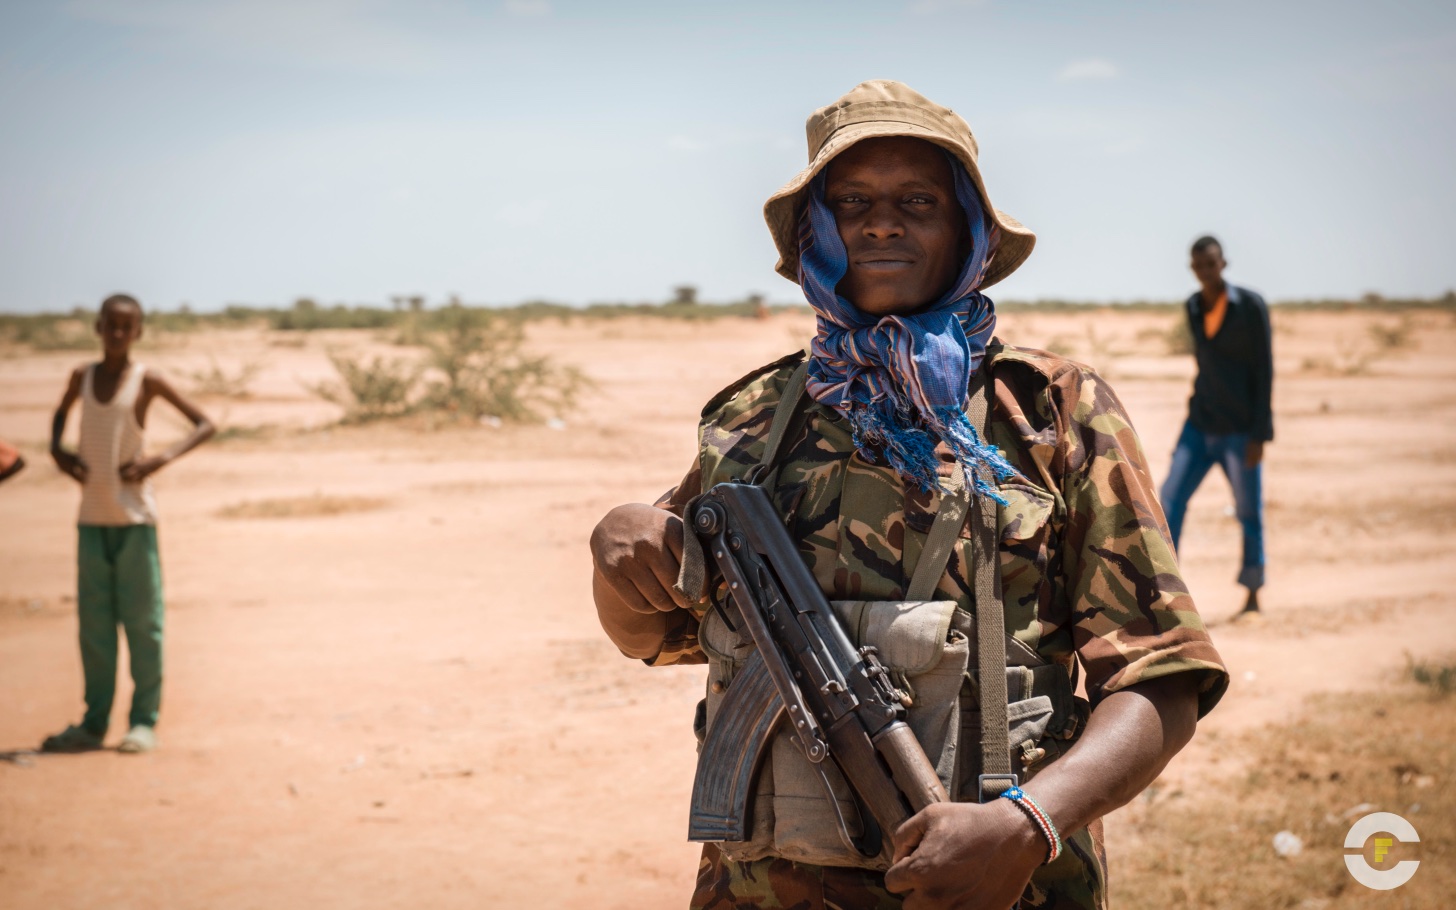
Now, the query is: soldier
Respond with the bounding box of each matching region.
[591,81,1229,909]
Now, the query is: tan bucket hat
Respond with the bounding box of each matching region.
[764,79,1035,291]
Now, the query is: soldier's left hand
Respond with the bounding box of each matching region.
[884,800,1045,909]
[119,455,167,482]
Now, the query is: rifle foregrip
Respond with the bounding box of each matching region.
[872,721,949,813]
[688,651,784,843]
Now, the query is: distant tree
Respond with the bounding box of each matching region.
[671,285,698,306]
[748,293,769,321]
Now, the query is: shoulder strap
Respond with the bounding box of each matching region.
[905,368,998,604]
[125,363,147,400]
[905,468,970,601]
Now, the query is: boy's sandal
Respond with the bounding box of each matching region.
[40,724,104,753]
[118,725,158,754]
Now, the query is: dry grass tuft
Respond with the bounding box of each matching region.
[0,594,68,619]
[1407,654,1456,696]
[216,493,387,520]
[1116,674,1455,909]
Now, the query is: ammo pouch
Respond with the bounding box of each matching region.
[695,599,1084,869]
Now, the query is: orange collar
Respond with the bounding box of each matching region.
[1203,289,1229,338]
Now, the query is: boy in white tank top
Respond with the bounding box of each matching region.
[41,294,216,754]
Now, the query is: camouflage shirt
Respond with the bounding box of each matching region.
[650,343,1228,909]
[652,344,1227,715]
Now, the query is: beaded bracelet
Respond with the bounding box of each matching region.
[1000,786,1063,864]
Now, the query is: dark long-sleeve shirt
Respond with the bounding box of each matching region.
[1185,284,1274,441]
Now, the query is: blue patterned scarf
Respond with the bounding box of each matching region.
[799,154,1014,498]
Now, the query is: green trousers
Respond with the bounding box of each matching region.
[77,525,164,735]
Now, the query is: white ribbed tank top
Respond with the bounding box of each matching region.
[78,362,158,526]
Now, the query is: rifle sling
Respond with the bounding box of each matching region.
[754,359,810,482]
[965,372,1014,799]
[898,372,1013,798]
[675,360,810,604]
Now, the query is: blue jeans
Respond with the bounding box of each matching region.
[1160,420,1265,591]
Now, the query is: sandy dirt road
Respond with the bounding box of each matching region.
[1,308,1453,909]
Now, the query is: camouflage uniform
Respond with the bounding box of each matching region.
[650,343,1229,909]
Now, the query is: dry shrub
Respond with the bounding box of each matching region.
[1367,315,1415,351]
[1301,316,1418,376]
[419,307,587,422]
[212,423,274,444]
[1081,324,1131,375]
[7,316,96,351]
[1165,318,1193,355]
[1301,337,1380,376]
[307,308,586,425]
[306,353,422,423]
[187,356,264,398]
[1044,334,1078,357]
[1135,319,1194,356]
[216,494,387,519]
[269,297,396,331]
[1115,677,1455,909]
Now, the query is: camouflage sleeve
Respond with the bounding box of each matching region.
[654,461,700,519]
[1054,366,1229,718]
[643,461,708,668]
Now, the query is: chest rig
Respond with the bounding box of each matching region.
[681,360,1085,869]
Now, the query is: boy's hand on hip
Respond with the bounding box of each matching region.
[119,455,167,482]
[589,503,687,614]
[884,800,1044,910]
[52,449,88,483]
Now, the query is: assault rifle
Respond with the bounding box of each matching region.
[686,482,947,859]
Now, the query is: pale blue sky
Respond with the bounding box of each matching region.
[1,0,1452,312]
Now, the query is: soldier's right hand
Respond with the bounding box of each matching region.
[589,503,687,614]
[51,449,88,483]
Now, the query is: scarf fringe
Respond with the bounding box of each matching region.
[846,395,1013,504]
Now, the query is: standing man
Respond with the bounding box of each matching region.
[42,293,215,754]
[1161,236,1273,615]
[591,81,1227,909]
